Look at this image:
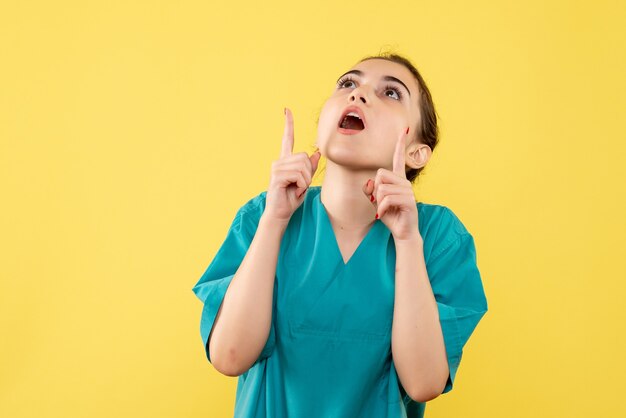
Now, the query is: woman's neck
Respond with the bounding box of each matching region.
[320,160,378,232]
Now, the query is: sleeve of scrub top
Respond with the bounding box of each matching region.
[191,198,276,367]
[427,209,489,395]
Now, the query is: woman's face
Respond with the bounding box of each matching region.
[316,58,422,173]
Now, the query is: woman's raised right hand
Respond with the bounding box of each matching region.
[264,107,321,223]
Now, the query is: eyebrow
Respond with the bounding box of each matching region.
[336,69,412,98]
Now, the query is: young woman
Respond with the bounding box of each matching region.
[192,53,489,418]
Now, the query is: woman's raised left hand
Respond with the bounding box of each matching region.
[362,127,422,243]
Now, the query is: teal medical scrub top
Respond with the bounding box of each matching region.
[192,186,488,418]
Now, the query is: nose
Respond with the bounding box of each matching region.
[348,85,369,104]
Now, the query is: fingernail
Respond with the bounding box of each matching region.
[370,195,374,202]
[375,213,379,219]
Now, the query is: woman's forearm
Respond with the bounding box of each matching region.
[391,237,449,402]
[209,213,288,376]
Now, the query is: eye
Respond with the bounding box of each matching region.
[383,84,404,101]
[336,75,357,89]
[336,76,404,101]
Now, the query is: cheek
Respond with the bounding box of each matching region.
[318,107,332,128]
[317,105,339,134]
[314,108,333,147]
[371,113,402,140]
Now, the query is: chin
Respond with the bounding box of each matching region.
[324,142,374,168]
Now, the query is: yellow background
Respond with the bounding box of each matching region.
[1,1,625,417]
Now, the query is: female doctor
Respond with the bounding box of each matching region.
[192,52,489,418]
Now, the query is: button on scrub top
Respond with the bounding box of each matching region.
[192,186,488,418]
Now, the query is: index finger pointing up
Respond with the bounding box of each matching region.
[393,127,408,178]
[281,107,294,158]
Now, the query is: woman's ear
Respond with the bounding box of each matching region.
[406,140,432,170]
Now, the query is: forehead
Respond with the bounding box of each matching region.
[349,59,420,96]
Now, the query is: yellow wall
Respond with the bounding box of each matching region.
[1,1,624,417]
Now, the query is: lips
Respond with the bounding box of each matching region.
[337,105,367,130]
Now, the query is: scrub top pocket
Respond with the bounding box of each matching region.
[285,255,396,344]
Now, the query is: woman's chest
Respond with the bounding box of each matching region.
[333,229,367,265]
[275,226,397,343]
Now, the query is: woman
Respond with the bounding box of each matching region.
[192,52,489,418]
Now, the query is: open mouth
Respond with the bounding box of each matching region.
[338,113,365,131]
